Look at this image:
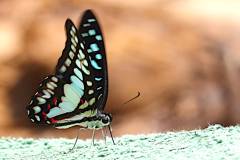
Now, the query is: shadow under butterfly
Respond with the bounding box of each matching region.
[26,9,115,149]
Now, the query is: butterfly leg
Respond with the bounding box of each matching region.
[70,128,84,151]
[108,125,116,145]
[101,127,107,144]
[91,128,96,146]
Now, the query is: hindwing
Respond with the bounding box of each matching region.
[27,19,98,125]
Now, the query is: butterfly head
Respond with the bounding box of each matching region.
[97,112,112,127]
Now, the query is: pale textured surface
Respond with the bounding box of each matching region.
[1,125,240,160]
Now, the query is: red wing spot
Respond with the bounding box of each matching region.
[42,112,47,119]
[52,97,57,106]
[47,104,51,110]
[50,118,57,123]
[80,99,85,104]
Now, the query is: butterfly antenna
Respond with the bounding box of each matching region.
[108,125,116,145]
[122,91,141,105]
[105,92,140,145]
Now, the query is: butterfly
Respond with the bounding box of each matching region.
[26,9,115,146]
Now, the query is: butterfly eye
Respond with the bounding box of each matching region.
[102,118,109,124]
[101,114,112,124]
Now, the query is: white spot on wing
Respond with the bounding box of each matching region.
[50,82,57,88]
[88,90,94,95]
[47,89,54,95]
[98,94,103,99]
[71,26,76,33]
[70,30,74,37]
[47,83,54,90]
[71,45,76,52]
[51,77,58,82]
[65,58,71,66]
[81,65,90,75]
[88,19,96,22]
[82,59,88,66]
[35,115,40,121]
[60,66,67,73]
[42,90,51,99]
[69,51,74,59]
[87,81,92,86]
[80,43,84,49]
[97,87,102,90]
[74,68,83,80]
[81,33,88,37]
[83,23,90,27]
[33,106,41,114]
[76,59,81,69]
[71,38,77,46]
[37,97,46,105]
[74,36,78,43]
[78,49,85,59]
[89,98,96,105]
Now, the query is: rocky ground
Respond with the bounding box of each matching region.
[1,125,240,160]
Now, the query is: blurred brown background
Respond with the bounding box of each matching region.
[0,0,240,139]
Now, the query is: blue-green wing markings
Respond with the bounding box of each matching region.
[27,19,98,127]
[78,9,108,111]
[53,19,99,127]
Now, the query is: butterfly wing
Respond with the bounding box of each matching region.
[78,9,108,111]
[27,19,98,126]
[55,11,109,128]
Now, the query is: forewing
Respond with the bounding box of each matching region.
[78,9,108,111]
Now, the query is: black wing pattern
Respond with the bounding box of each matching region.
[26,12,107,128]
[78,9,108,111]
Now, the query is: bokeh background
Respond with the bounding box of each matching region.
[0,0,240,139]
